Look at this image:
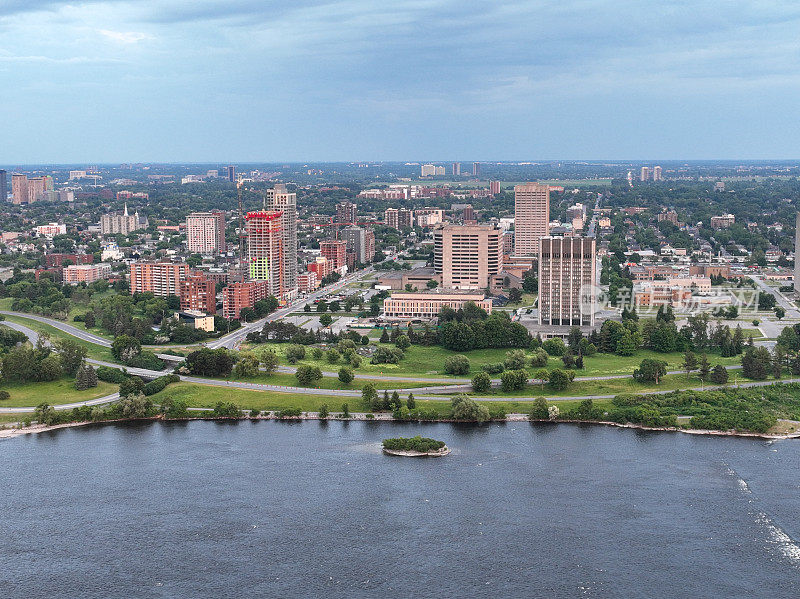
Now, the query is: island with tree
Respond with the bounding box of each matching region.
[382,435,450,457]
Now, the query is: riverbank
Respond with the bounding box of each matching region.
[3,412,800,441]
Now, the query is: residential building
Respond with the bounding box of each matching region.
[383,291,492,320]
[489,181,501,195]
[186,211,227,254]
[245,210,284,297]
[653,166,663,181]
[336,201,357,225]
[341,226,369,264]
[710,214,735,229]
[176,310,215,331]
[64,263,112,284]
[433,224,502,290]
[180,274,217,314]
[421,164,436,177]
[298,271,318,293]
[101,204,140,235]
[129,262,189,297]
[307,256,332,280]
[538,237,596,327]
[634,283,692,308]
[227,165,236,182]
[320,239,347,270]
[364,229,375,263]
[0,170,6,202]
[640,166,651,181]
[472,162,480,177]
[265,184,298,292]
[463,204,475,222]
[657,210,679,225]
[45,253,93,268]
[222,280,269,319]
[385,207,413,229]
[514,183,550,256]
[69,170,87,180]
[35,223,66,238]
[11,174,28,205]
[452,162,461,176]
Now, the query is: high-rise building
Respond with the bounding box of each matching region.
[463,205,475,222]
[364,229,375,263]
[180,274,217,314]
[0,170,6,202]
[653,166,662,181]
[320,239,347,270]
[265,184,298,292]
[640,166,651,181]
[341,226,369,264]
[489,181,501,195]
[101,204,141,235]
[433,224,502,290]
[514,183,550,256]
[385,207,413,229]
[452,162,461,176]
[26,177,46,203]
[129,262,189,297]
[245,210,284,298]
[64,263,112,285]
[336,201,357,225]
[538,236,596,327]
[186,211,227,254]
[421,164,436,177]
[222,281,269,319]
[227,165,236,182]
[11,174,28,205]
[472,162,481,177]
[795,213,800,292]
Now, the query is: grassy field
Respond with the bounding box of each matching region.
[149,382,609,415]
[1,314,117,363]
[0,378,117,408]
[0,413,30,425]
[220,371,438,391]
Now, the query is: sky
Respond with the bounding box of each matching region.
[2,0,800,163]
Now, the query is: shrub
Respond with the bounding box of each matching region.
[212,402,241,418]
[472,371,492,392]
[451,394,490,423]
[542,338,566,357]
[500,369,528,392]
[444,355,470,375]
[481,362,505,375]
[296,365,323,386]
[548,369,575,391]
[395,335,411,350]
[286,344,307,364]
[143,374,180,396]
[318,404,330,419]
[97,365,127,383]
[276,408,302,419]
[370,346,404,364]
[0,390,10,401]
[528,397,549,420]
[529,349,549,368]
[503,350,527,370]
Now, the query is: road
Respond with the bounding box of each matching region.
[749,275,800,319]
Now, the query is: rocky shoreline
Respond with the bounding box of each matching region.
[383,446,451,457]
[2,413,799,441]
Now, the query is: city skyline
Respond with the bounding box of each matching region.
[3,1,800,163]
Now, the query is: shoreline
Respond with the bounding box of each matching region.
[383,446,451,457]
[2,413,799,441]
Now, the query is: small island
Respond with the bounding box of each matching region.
[382,436,450,457]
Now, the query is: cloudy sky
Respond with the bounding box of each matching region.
[2,0,800,162]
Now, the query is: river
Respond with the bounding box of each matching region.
[2,420,799,598]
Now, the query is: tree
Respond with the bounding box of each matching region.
[615,330,637,356]
[329,300,341,312]
[503,349,527,370]
[530,349,548,368]
[326,349,340,364]
[75,363,98,390]
[304,304,311,313]
[389,391,401,410]
[55,338,88,376]
[633,358,668,384]
[258,349,279,374]
[439,321,475,351]
[361,383,378,410]
[542,338,566,357]
[451,394,490,423]
[444,354,470,375]
[111,335,141,362]
[682,350,698,379]
[319,313,333,327]
[316,300,328,313]
[341,403,350,418]
[119,376,145,398]
[338,366,354,384]
[285,344,306,364]
[185,348,234,376]
[471,371,491,392]
[534,369,550,390]
[548,369,575,391]
[296,365,323,386]
[318,404,329,419]
[426,279,439,289]
[508,288,522,303]
[528,397,549,420]
[698,353,711,381]
[234,352,260,378]
[710,365,729,384]
[775,306,786,320]
[395,334,411,350]
[379,329,390,343]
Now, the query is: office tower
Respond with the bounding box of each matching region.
[795,213,800,292]
[433,224,502,290]
[101,204,140,235]
[452,162,461,176]
[11,174,28,205]
[514,183,550,256]
[320,239,347,270]
[472,162,480,177]
[227,165,236,182]
[245,210,284,298]
[463,205,475,222]
[26,177,46,203]
[538,236,596,327]
[0,170,6,202]
[653,166,662,181]
[489,181,501,195]
[421,164,436,177]
[341,226,369,264]
[265,184,298,292]
[640,166,651,181]
[180,274,217,314]
[186,211,227,254]
[129,262,189,297]
[336,201,357,225]
[222,281,269,319]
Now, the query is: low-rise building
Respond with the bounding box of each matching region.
[382,291,492,320]
[64,263,112,284]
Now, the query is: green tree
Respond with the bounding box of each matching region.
[318,404,330,419]
[698,353,711,381]
[234,352,260,378]
[258,349,279,374]
[548,369,575,391]
[338,366,354,384]
[615,330,637,356]
[471,371,491,392]
[111,335,141,362]
[395,334,411,350]
[406,393,416,409]
[633,359,668,384]
[320,313,333,327]
[444,354,470,375]
[682,350,698,379]
[316,300,328,312]
[528,397,549,420]
[296,365,323,386]
[55,338,87,376]
[710,365,729,384]
[503,349,527,370]
[451,394,490,423]
[361,383,378,410]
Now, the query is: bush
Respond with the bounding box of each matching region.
[451,394,490,423]
[276,408,303,419]
[296,365,323,386]
[542,338,566,357]
[548,369,575,391]
[503,350,527,370]
[97,365,127,383]
[370,346,404,364]
[471,371,492,392]
[143,374,180,396]
[444,355,470,375]
[286,344,307,364]
[529,349,549,368]
[0,390,10,401]
[395,335,411,350]
[212,402,242,418]
[500,369,528,392]
[528,397,549,420]
[125,350,165,371]
[481,362,504,375]
[382,436,445,452]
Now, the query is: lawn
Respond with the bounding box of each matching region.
[0,413,30,425]
[219,371,439,391]
[0,378,117,408]
[1,314,117,363]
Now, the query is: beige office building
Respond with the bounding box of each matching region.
[538,236,596,327]
[383,291,493,320]
[514,184,549,256]
[433,224,502,290]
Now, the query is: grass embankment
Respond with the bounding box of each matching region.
[0,413,30,425]
[1,314,117,363]
[225,372,437,391]
[148,382,609,415]
[0,378,117,408]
